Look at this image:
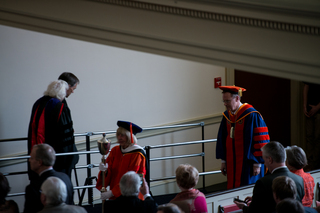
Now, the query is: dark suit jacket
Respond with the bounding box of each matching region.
[24,169,74,213]
[243,167,304,213]
[104,195,158,213]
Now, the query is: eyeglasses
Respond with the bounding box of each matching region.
[222,99,234,104]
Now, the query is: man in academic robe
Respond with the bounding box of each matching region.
[216,85,270,189]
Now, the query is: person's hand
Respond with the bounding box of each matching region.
[101,190,113,200]
[304,105,310,117]
[221,163,227,176]
[234,200,247,209]
[308,104,320,117]
[99,162,108,172]
[244,196,252,205]
[140,177,149,195]
[252,166,260,176]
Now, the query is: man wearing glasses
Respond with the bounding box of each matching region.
[216,85,270,189]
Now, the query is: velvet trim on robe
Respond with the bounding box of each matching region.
[96,145,146,200]
[216,103,270,189]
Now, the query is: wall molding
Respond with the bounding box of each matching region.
[90,0,320,36]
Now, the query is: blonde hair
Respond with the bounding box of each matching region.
[175,164,199,189]
[116,127,137,145]
[44,80,68,101]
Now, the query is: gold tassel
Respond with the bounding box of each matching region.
[239,88,242,97]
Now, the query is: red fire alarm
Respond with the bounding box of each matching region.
[214,77,221,88]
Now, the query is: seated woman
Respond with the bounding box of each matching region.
[170,164,208,213]
[285,145,315,207]
[96,120,147,200]
[0,173,19,213]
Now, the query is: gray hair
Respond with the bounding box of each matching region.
[41,177,67,206]
[34,144,56,166]
[44,80,68,101]
[158,203,182,213]
[261,141,286,163]
[222,91,241,100]
[120,171,140,196]
[285,146,307,170]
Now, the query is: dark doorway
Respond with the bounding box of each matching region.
[235,70,291,147]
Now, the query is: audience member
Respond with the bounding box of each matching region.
[286,145,315,207]
[24,144,74,213]
[38,177,86,213]
[157,203,183,213]
[234,141,305,213]
[0,173,19,213]
[104,171,158,213]
[316,201,320,213]
[170,164,207,213]
[272,176,316,213]
[276,198,305,213]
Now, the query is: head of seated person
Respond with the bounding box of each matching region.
[40,176,67,207]
[272,176,297,203]
[276,198,304,213]
[157,203,183,213]
[285,145,307,171]
[120,171,141,197]
[0,172,19,213]
[175,164,199,191]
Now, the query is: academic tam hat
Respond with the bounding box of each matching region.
[117,121,143,135]
[117,120,142,144]
[219,85,246,97]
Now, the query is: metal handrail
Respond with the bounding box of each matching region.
[1,122,207,203]
[7,184,98,197]
[0,122,204,143]
[151,170,222,182]
[150,153,204,161]
[0,150,101,162]
[148,139,217,149]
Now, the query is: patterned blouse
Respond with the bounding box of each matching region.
[292,169,315,207]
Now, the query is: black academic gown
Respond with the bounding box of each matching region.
[28,96,79,179]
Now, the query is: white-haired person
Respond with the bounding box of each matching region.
[24,144,74,213]
[157,203,183,213]
[104,171,158,212]
[170,164,208,213]
[285,145,315,207]
[39,177,86,213]
[96,121,147,200]
[28,72,80,180]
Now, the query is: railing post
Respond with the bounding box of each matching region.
[145,146,151,189]
[86,132,93,204]
[201,122,205,191]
